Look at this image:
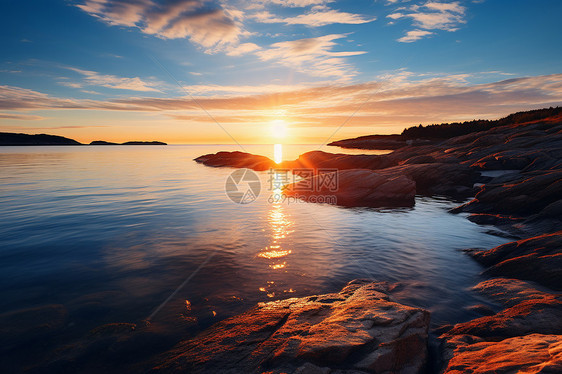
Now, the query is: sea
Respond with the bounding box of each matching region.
[0,144,508,372]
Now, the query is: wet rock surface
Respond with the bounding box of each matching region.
[441,278,562,373]
[284,169,416,207]
[152,280,430,374]
[465,231,562,291]
[442,333,562,374]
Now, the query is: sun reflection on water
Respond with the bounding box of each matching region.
[257,167,295,296]
[258,203,294,264]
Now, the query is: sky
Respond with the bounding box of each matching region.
[1,0,561,144]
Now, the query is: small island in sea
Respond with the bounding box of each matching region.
[0,132,167,146]
[89,140,167,145]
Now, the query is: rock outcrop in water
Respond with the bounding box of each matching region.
[284,169,416,207]
[152,280,430,374]
[465,231,562,291]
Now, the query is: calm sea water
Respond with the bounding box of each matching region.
[0,145,507,371]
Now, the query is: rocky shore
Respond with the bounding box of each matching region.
[189,109,562,372]
[153,280,430,374]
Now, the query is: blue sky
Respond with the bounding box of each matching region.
[1,0,561,143]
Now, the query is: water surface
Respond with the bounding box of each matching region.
[0,144,507,371]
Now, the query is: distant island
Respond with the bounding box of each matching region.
[0,132,82,146]
[89,140,167,145]
[0,132,166,146]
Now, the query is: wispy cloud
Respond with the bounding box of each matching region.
[0,113,45,120]
[398,29,434,43]
[225,42,261,56]
[388,1,467,42]
[3,74,562,136]
[256,34,366,79]
[260,0,334,7]
[67,67,162,92]
[252,8,375,27]
[76,0,245,50]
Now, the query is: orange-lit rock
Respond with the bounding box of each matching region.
[445,279,562,339]
[441,278,562,373]
[152,280,430,373]
[195,151,275,171]
[466,231,562,290]
[442,333,562,374]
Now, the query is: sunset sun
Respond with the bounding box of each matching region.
[270,119,287,139]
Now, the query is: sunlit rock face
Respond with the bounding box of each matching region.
[284,169,416,208]
[441,278,562,374]
[152,280,430,374]
[465,231,562,291]
[195,151,275,171]
[442,334,562,374]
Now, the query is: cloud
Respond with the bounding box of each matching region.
[388,1,467,42]
[398,29,434,42]
[225,42,261,56]
[0,113,45,120]
[76,0,244,50]
[3,74,562,136]
[261,0,334,7]
[252,8,375,27]
[67,67,162,92]
[256,34,366,79]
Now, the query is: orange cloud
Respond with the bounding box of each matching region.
[2,73,562,143]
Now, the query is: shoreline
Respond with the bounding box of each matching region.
[182,112,562,372]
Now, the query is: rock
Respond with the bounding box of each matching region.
[444,278,562,339]
[152,280,430,374]
[467,231,562,290]
[401,155,436,165]
[442,333,562,374]
[472,278,555,307]
[465,304,496,316]
[467,213,523,226]
[453,170,562,216]
[195,151,275,171]
[288,150,396,171]
[441,278,562,373]
[376,163,479,196]
[284,169,416,208]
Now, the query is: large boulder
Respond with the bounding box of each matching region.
[442,333,562,374]
[441,278,562,373]
[453,170,562,216]
[466,231,562,290]
[283,169,416,208]
[377,163,478,196]
[445,278,562,339]
[195,151,275,171]
[152,280,430,374]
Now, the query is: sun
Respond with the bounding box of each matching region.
[270,119,287,139]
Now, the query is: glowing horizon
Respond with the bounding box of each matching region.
[1,1,561,144]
